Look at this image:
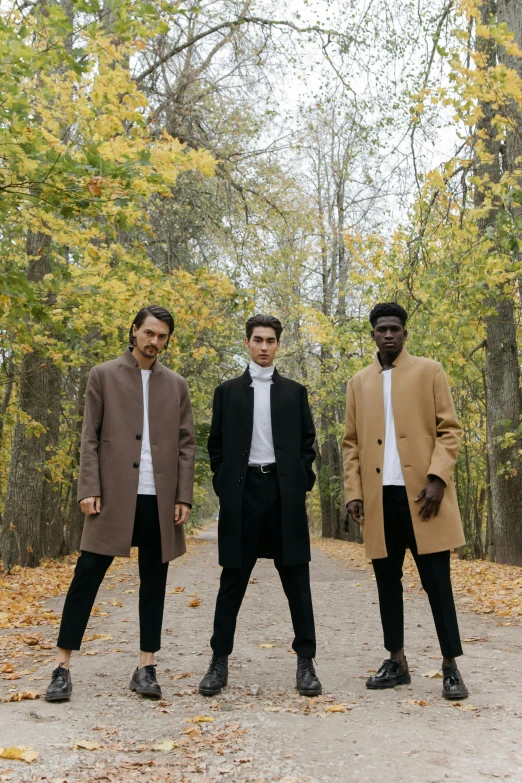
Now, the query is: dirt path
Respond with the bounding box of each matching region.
[1,525,522,783]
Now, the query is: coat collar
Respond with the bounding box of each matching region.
[119,346,164,373]
[240,365,284,385]
[371,348,413,373]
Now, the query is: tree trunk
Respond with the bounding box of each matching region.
[474,2,522,565]
[0,231,62,569]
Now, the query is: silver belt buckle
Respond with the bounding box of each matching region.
[260,464,270,474]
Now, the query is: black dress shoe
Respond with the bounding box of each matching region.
[129,665,162,698]
[44,664,72,702]
[296,656,322,696]
[442,665,469,700]
[198,654,228,696]
[366,658,411,689]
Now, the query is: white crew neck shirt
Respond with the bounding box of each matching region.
[137,369,157,495]
[382,369,405,486]
[248,360,276,466]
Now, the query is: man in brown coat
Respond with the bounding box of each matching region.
[343,302,469,700]
[44,305,195,702]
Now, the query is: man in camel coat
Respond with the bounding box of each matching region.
[343,302,469,700]
[44,305,195,702]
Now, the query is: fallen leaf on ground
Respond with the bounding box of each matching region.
[111,600,123,607]
[3,690,40,702]
[151,740,179,751]
[20,635,41,646]
[406,699,429,707]
[462,637,488,643]
[452,703,479,711]
[169,586,185,593]
[123,589,135,594]
[180,727,199,737]
[0,746,38,762]
[422,670,443,679]
[325,704,346,713]
[258,643,274,649]
[75,740,101,750]
[0,663,14,673]
[188,598,201,607]
[187,715,214,723]
[174,672,193,679]
[91,634,112,641]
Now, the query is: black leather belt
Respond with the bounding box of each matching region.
[247,463,277,474]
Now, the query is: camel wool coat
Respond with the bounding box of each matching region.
[343,349,465,559]
[77,347,196,562]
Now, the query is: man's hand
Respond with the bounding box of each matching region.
[174,503,191,526]
[415,477,445,521]
[80,496,101,515]
[347,499,364,524]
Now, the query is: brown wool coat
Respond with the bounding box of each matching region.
[78,347,196,562]
[343,349,465,559]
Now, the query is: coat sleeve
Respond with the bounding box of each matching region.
[300,386,316,468]
[175,379,196,506]
[77,366,103,502]
[427,363,462,486]
[207,386,223,474]
[342,379,363,503]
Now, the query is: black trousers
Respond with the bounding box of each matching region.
[372,486,463,659]
[57,495,169,653]
[211,469,316,659]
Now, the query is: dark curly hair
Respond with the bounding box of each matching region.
[369,302,408,327]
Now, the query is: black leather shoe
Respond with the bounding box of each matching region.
[442,665,469,700]
[44,664,72,702]
[296,656,322,696]
[366,658,411,689]
[129,665,162,698]
[198,654,228,696]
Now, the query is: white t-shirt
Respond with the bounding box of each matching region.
[137,370,156,495]
[382,369,405,486]
[248,360,276,466]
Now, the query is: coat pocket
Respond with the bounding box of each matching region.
[212,464,223,496]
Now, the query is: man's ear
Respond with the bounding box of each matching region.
[403,328,408,340]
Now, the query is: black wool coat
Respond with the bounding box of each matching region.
[208,367,316,568]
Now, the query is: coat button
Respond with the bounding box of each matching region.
[242,450,248,457]
[136,434,142,440]
[377,439,382,445]
[376,467,380,473]
[238,476,244,483]
[133,462,139,468]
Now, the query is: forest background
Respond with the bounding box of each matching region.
[1,0,521,571]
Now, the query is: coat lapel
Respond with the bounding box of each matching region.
[240,367,254,444]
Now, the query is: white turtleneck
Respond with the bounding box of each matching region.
[248,360,276,466]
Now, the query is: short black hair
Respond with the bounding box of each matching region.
[129,305,175,348]
[369,302,408,327]
[245,313,283,341]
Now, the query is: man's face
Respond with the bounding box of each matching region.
[371,316,407,356]
[244,326,280,367]
[132,315,170,360]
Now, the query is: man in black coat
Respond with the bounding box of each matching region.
[198,314,321,697]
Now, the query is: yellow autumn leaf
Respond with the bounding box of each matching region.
[259,643,274,649]
[0,746,38,762]
[186,715,214,723]
[75,740,101,750]
[325,704,346,713]
[422,670,443,679]
[151,740,179,751]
